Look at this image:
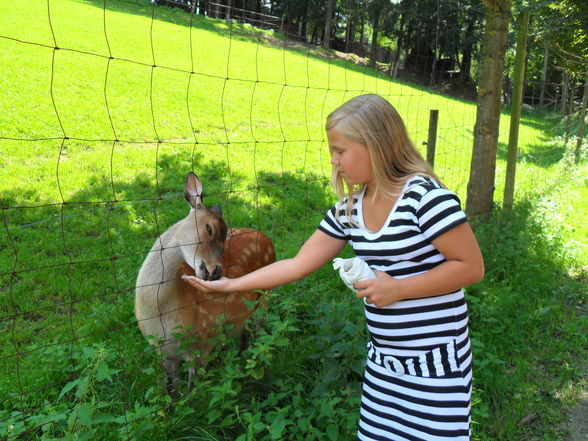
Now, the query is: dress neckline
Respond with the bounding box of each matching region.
[357,179,412,239]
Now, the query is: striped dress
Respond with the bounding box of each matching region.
[318,176,473,441]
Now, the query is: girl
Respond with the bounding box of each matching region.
[184,94,484,441]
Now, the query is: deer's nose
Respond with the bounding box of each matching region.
[211,265,223,281]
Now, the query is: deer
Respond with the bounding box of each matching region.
[134,172,275,398]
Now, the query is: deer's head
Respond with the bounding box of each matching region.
[178,172,228,281]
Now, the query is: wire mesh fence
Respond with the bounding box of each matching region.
[0,0,581,439]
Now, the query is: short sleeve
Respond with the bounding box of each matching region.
[318,205,348,240]
[416,187,467,241]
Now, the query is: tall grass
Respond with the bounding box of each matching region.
[0,0,586,440]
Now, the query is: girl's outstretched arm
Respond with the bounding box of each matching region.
[183,229,346,293]
[354,222,484,307]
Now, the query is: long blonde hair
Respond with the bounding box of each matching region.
[326,94,441,218]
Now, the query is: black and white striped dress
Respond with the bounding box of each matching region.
[318,176,473,441]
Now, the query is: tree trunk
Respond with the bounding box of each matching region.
[391,12,406,77]
[391,35,403,76]
[539,46,549,106]
[346,17,354,52]
[575,65,588,164]
[324,0,335,49]
[460,15,476,84]
[466,0,512,217]
[503,10,529,210]
[561,72,570,113]
[225,0,232,20]
[197,0,206,15]
[369,7,381,67]
[212,1,221,18]
[301,0,308,40]
[564,76,574,143]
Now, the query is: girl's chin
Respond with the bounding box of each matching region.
[339,174,363,187]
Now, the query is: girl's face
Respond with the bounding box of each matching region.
[328,128,374,187]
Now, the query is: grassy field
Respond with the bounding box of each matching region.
[0,0,586,440]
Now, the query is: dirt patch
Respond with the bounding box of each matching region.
[566,376,588,441]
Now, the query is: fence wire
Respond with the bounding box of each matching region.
[0,0,577,439]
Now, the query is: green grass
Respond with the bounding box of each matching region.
[0,0,586,440]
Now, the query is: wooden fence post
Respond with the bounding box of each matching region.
[503,10,529,210]
[427,109,439,169]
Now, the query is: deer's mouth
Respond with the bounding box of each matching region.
[196,261,223,281]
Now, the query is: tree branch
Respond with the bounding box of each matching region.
[551,41,588,65]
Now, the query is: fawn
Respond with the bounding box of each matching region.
[135,172,275,397]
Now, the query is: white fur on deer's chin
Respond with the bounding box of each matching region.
[179,246,202,276]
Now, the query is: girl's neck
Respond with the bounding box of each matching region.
[361,185,401,233]
[365,183,404,202]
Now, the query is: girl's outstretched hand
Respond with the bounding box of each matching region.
[353,270,402,308]
[181,275,234,293]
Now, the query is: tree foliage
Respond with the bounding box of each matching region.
[531,0,588,69]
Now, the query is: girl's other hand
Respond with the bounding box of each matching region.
[353,270,402,308]
[181,275,233,293]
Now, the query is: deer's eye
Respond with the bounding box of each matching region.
[205,224,213,236]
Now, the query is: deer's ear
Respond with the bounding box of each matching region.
[210,205,222,217]
[184,172,203,209]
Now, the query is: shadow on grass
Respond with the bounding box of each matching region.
[495,136,566,169]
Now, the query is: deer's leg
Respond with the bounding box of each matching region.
[239,328,250,354]
[186,343,212,393]
[239,316,265,354]
[187,366,196,394]
[162,358,180,399]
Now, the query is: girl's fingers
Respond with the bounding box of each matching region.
[182,275,209,290]
[182,275,231,293]
[354,281,368,291]
[355,287,369,299]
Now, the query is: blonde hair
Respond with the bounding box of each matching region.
[326,94,441,219]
